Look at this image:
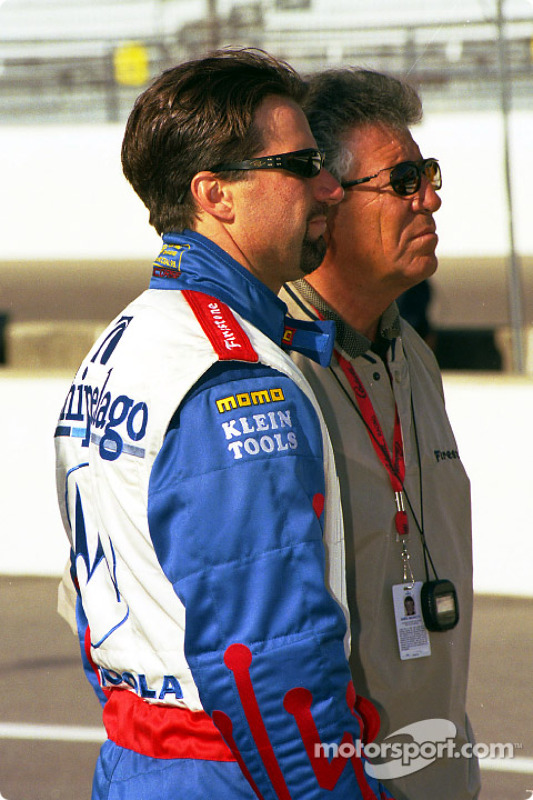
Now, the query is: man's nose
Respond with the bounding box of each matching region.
[414,177,442,213]
[314,168,344,206]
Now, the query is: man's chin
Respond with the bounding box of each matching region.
[404,254,438,286]
[421,254,439,280]
[300,236,328,277]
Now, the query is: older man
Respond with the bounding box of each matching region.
[54,50,397,800]
[280,68,480,800]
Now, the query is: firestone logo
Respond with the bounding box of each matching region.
[314,719,518,780]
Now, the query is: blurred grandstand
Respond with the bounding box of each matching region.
[0,0,532,123]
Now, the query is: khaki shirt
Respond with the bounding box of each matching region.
[280,280,480,800]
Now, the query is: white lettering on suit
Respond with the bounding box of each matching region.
[221,410,298,460]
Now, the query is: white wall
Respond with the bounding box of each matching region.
[1,111,532,262]
[1,372,532,597]
[0,125,160,261]
[443,374,533,597]
[1,374,71,576]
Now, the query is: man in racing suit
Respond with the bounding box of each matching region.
[55,50,393,800]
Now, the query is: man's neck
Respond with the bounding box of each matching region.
[305,269,389,343]
[192,219,285,295]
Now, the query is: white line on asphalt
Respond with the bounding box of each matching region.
[1,722,532,777]
[480,757,533,775]
[0,722,105,743]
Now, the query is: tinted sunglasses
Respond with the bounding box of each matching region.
[210,148,326,179]
[341,158,441,197]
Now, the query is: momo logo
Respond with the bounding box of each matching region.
[216,387,285,413]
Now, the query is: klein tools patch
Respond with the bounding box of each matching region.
[219,406,298,462]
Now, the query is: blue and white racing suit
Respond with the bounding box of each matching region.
[55,230,393,800]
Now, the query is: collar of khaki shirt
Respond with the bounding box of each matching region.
[289,279,401,361]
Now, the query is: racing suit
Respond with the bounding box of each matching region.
[279,279,481,800]
[55,230,393,800]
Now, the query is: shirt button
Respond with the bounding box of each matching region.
[373,372,381,381]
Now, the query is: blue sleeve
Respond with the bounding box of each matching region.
[148,362,391,800]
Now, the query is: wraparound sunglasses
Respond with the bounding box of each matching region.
[341,157,441,197]
[209,148,326,179]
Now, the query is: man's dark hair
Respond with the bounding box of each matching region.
[304,68,423,181]
[121,48,306,235]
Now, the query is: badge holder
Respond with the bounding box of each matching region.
[392,540,431,660]
[392,531,460,659]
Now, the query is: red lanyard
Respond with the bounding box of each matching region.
[336,352,409,538]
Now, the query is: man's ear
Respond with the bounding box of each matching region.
[190,172,235,223]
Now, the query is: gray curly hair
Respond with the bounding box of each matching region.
[304,68,423,181]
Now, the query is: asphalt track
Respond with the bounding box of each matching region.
[0,576,531,800]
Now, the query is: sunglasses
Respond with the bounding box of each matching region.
[209,148,326,179]
[341,158,441,197]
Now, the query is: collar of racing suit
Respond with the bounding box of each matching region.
[149,229,337,367]
[283,278,401,361]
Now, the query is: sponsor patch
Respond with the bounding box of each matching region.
[434,448,460,463]
[282,325,296,345]
[152,243,190,279]
[183,290,258,362]
[216,387,285,413]
[219,405,297,461]
[56,371,148,461]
